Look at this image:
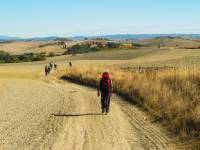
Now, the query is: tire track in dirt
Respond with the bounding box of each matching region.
[116,100,175,150]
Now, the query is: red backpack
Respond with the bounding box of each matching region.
[100,72,111,92]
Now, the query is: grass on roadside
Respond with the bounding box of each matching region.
[61,66,200,138]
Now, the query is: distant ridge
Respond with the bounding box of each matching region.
[0,36,66,42]
[1,34,200,42]
[0,35,21,41]
[70,34,200,40]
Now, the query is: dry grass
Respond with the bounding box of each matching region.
[31,45,65,55]
[62,66,200,137]
[69,48,160,60]
[0,41,44,54]
[126,48,200,63]
[138,37,200,48]
[0,41,76,55]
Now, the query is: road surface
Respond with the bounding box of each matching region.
[0,74,182,150]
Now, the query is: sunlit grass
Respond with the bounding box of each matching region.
[62,66,200,137]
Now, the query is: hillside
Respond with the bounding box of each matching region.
[0,41,77,55]
[1,37,200,66]
[0,61,194,149]
[138,37,200,48]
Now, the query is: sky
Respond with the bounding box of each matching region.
[0,0,200,37]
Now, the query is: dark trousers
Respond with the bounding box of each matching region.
[45,70,48,76]
[101,92,111,112]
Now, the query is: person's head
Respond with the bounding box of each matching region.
[102,72,109,79]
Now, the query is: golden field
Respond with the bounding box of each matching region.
[0,41,77,55]
[1,37,200,149]
[61,66,200,137]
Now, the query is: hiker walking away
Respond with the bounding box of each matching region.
[98,72,113,114]
[69,61,72,68]
[54,63,57,70]
[47,65,51,74]
[49,62,53,69]
[45,64,48,76]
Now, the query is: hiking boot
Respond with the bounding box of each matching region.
[106,109,109,114]
[104,110,109,115]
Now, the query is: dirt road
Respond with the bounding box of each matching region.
[0,72,182,150]
[51,80,179,150]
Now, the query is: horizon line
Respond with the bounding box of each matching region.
[1,33,200,39]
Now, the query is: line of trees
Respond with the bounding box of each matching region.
[64,42,121,54]
[0,51,46,63]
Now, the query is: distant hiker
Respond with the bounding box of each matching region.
[69,62,72,68]
[49,62,53,69]
[47,65,51,74]
[45,64,48,76]
[54,63,57,70]
[98,72,113,114]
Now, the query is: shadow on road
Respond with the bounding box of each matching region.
[52,113,103,117]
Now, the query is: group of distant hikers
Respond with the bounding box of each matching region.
[44,60,112,115]
[45,61,73,76]
[45,62,57,76]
